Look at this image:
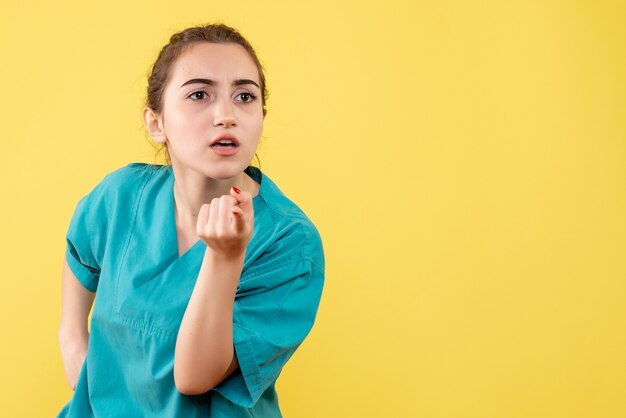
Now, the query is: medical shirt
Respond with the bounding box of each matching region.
[57,163,325,417]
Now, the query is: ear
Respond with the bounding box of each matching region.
[142,106,167,144]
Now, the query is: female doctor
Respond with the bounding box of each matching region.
[57,23,324,417]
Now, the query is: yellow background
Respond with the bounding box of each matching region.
[1,0,625,417]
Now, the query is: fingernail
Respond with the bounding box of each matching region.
[232,186,241,194]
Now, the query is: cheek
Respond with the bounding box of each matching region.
[250,121,263,145]
[167,107,193,127]
[164,110,206,141]
[246,111,264,138]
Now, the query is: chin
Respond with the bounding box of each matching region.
[202,164,247,180]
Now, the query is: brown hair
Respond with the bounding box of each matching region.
[144,23,267,166]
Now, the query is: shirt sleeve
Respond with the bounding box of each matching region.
[65,177,110,292]
[213,225,325,407]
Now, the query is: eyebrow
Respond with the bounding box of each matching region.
[180,78,260,89]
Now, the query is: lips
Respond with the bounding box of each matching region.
[210,134,240,147]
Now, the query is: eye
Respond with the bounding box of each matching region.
[235,92,257,103]
[188,91,208,101]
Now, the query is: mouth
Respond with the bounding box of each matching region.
[210,135,240,148]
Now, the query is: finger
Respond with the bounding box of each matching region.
[230,187,253,212]
[218,195,237,234]
[196,203,210,235]
[230,187,254,228]
[208,197,220,233]
[231,206,247,234]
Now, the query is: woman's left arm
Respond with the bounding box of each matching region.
[174,187,253,395]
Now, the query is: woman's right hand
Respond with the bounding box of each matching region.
[196,186,255,260]
[59,331,88,390]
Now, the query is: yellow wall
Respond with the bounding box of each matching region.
[1,0,625,417]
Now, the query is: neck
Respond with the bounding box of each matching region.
[170,165,258,229]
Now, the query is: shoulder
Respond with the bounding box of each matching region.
[73,163,165,229]
[97,162,161,193]
[82,162,162,204]
[250,169,324,272]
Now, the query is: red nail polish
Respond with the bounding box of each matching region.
[232,186,241,194]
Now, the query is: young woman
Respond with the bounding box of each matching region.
[57,23,325,417]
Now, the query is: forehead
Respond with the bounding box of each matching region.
[169,42,259,84]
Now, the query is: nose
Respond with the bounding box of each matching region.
[212,97,237,128]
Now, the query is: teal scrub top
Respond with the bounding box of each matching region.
[57,163,325,418]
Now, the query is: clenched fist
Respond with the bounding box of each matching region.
[196,187,254,259]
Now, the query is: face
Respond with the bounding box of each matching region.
[148,42,264,180]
